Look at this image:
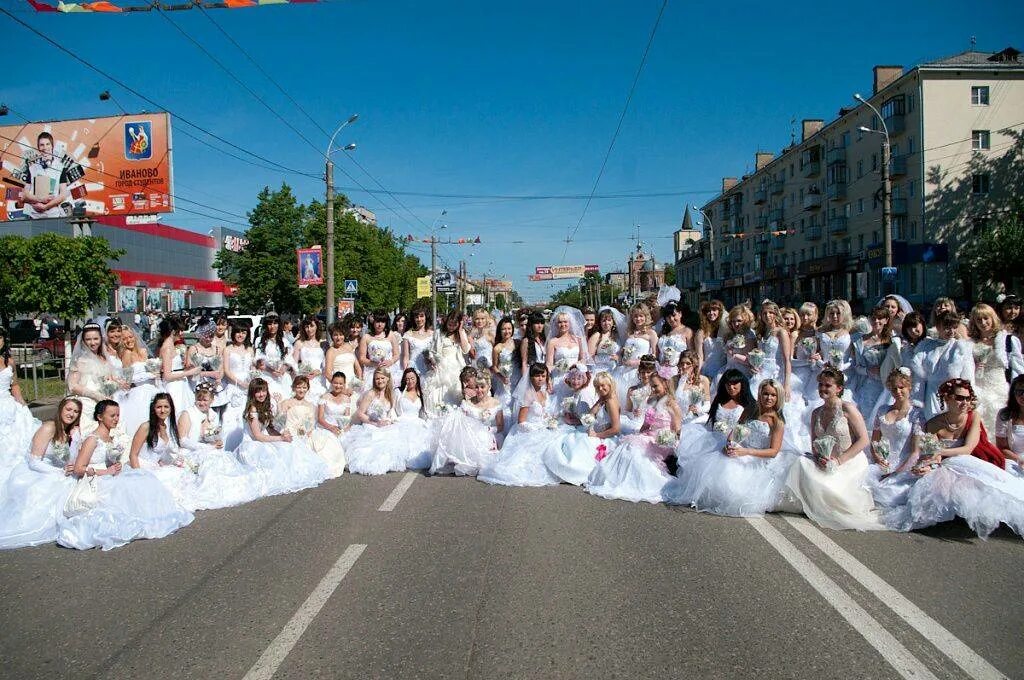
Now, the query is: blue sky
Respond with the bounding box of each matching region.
[3,0,1022,302]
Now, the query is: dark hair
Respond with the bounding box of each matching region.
[328,321,345,339]
[597,308,618,340]
[496,317,515,342]
[94,399,118,421]
[229,322,252,348]
[105,317,123,332]
[392,313,408,334]
[936,310,961,328]
[330,370,348,382]
[409,305,432,330]
[79,323,106,359]
[370,309,391,335]
[870,306,893,342]
[259,314,286,356]
[999,374,1024,422]
[581,307,599,338]
[400,368,424,414]
[37,131,54,145]
[158,317,182,344]
[459,365,478,385]
[147,393,179,449]
[708,368,755,424]
[659,301,683,336]
[818,364,846,388]
[0,326,9,365]
[292,374,310,389]
[342,313,363,338]
[443,311,465,339]
[297,316,319,343]
[901,312,926,345]
[528,362,548,378]
[524,312,547,363]
[243,378,275,432]
[214,313,228,324]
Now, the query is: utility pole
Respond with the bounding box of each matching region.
[459,260,466,311]
[430,235,438,336]
[881,135,893,294]
[325,158,336,324]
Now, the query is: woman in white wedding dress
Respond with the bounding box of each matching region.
[292,317,327,399]
[0,397,80,549]
[66,322,117,436]
[278,376,346,478]
[816,300,855,395]
[612,303,659,403]
[543,370,622,485]
[656,300,692,380]
[58,399,195,551]
[589,307,624,375]
[866,369,924,508]
[785,366,884,531]
[402,308,434,378]
[995,375,1024,475]
[254,313,295,399]
[0,326,39,486]
[968,303,1023,432]
[425,311,470,414]
[117,327,161,437]
[918,311,975,421]
[157,317,200,415]
[851,307,894,424]
[325,317,364,390]
[586,374,682,504]
[359,310,403,389]
[695,300,728,384]
[221,323,256,451]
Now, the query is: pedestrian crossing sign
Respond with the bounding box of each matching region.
[344,279,358,295]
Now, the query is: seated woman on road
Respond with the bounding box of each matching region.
[128,393,198,509]
[279,376,346,479]
[785,366,884,531]
[435,367,505,477]
[0,397,81,550]
[619,355,657,435]
[343,368,409,475]
[865,369,924,509]
[543,369,622,486]
[668,379,800,517]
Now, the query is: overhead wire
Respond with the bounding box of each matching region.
[560,0,669,260]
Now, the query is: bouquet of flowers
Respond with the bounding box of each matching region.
[295,416,315,437]
[368,345,387,365]
[367,401,389,423]
[200,422,222,444]
[348,375,363,390]
[713,420,733,435]
[870,439,891,467]
[686,386,704,406]
[621,344,637,362]
[175,345,187,360]
[202,356,222,372]
[99,376,120,397]
[51,441,71,465]
[660,347,679,366]
[594,443,608,462]
[598,338,616,356]
[561,396,578,415]
[630,386,652,413]
[545,416,560,430]
[580,413,596,428]
[727,335,747,352]
[479,408,494,424]
[812,434,839,473]
[554,357,572,374]
[264,358,282,372]
[145,357,163,376]
[828,348,844,367]
[105,440,126,467]
[853,316,872,336]
[655,429,678,448]
[297,361,318,377]
[121,366,135,384]
[747,349,766,373]
[271,412,289,435]
[247,369,263,384]
[732,423,750,446]
[912,432,942,473]
[476,355,491,370]
[799,337,817,356]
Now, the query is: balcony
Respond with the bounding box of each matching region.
[757,215,768,230]
[801,160,821,178]
[835,241,851,256]
[890,155,908,177]
[807,225,822,240]
[769,208,784,224]
[803,193,822,211]
[772,235,786,251]
[771,180,785,195]
[733,250,745,264]
[754,188,767,204]
[828,216,848,235]
[891,198,908,216]
[884,112,906,136]
[729,217,743,234]
[755,237,768,255]
[827,181,847,201]
[825,147,846,165]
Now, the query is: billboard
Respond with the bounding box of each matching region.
[483,278,513,292]
[297,246,323,286]
[0,113,173,221]
[534,264,599,279]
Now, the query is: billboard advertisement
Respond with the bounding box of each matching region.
[0,113,173,221]
[534,265,599,279]
[297,246,323,286]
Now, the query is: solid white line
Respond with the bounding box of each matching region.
[243,543,367,680]
[378,471,418,512]
[745,518,938,680]
[783,516,1010,680]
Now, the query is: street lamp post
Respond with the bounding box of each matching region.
[854,94,894,294]
[325,114,358,325]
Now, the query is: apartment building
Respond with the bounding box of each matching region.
[679,47,1024,311]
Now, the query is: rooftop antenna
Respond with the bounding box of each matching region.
[970,35,977,48]
[790,116,797,146]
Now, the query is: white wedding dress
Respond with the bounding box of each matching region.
[0,365,39,488]
[0,436,78,549]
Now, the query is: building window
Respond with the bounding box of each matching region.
[972,173,990,194]
[910,221,917,239]
[857,198,864,214]
[844,203,852,217]
[881,96,905,119]
[842,131,851,148]
[908,180,915,198]
[858,234,864,251]
[971,85,990,105]
[908,137,915,153]
[907,94,915,113]
[871,153,878,171]
[873,230,880,244]
[972,130,991,150]
[857,160,864,178]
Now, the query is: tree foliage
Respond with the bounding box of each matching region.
[959,202,1024,296]
[548,272,620,309]
[215,184,427,315]
[0,233,122,326]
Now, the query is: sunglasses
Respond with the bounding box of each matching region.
[1014,388,1024,397]
[950,394,971,402]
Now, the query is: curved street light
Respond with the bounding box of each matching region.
[325,114,358,324]
[854,93,894,292]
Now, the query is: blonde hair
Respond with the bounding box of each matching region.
[756,379,785,423]
[798,302,819,321]
[968,303,1000,340]
[885,368,912,391]
[628,302,652,334]
[781,307,801,332]
[592,371,619,407]
[120,328,148,364]
[723,304,755,341]
[699,300,727,338]
[371,367,395,409]
[930,297,957,327]
[820,299,853,331]
[758,301,782,338]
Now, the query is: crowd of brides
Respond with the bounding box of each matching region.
[1,289,1023,551]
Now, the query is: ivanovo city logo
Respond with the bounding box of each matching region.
[124,121,152,160]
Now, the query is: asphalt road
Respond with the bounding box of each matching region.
[1,470,1022,680]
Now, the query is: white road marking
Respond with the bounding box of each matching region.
[378,471,418,512]
[746,518,938,680]
[243,543,367,680]
[783,516,1009,680]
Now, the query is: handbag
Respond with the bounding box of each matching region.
[63,475,100,518]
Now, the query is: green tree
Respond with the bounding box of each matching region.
[8,234,123,322]
[214,184,324,314]
[958,203,1024,297]
[493,293,507,311]
[0,235,28,328]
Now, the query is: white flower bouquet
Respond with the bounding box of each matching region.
[297,360,319,377]
[202,355,222,372]
[145,357,163,375]
[368,345,387,364]
[713,420,732,435]
[732,423,750,445]
[580,413,596,428]
[99,376,120,397]
[264,358,282,372]
[747,348,766,373]
[655,429,678,448]
[296,416,315,437]
[621,344,637,361]
[727,335,747,352]
[105,441,125,467]
[686,387,704,406]
[51,441,71,465]
[498,355,513,378]
[271,413,289,434]
[799,337,817,356]
[870,439,891,466]
[545,416,560,430]
[913,432,942,473]
[853,316,872,336]
[367,401,389,422]
[348,375,363,390]
[598,339,616,356]
[828,348,844,367]
[121,366,135,384]
[476,355,492,370]
[661,347,679,366]
[201,423,222,444]
[247,369,263,384]
[561,396,578,415]
[554,357,572,374]
[812,434,839,473]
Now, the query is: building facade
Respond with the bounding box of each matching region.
[5,215,243,314]
[683,47,1023,311]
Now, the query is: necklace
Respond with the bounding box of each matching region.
[943,414,965,432]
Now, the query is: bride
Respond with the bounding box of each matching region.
[0,326,39,486]
[424,311,470,414]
